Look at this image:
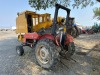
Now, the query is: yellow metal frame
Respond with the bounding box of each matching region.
[16,10,67,42]
[16,10,52,42]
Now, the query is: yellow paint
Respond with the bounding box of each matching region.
[16,10,67,42]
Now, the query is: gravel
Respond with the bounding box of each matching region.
[0,31,100,75]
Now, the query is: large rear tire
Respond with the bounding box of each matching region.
[71,27,77,38]
[60,42,75,59]
[34,39,59,69]
[66,42,75,58]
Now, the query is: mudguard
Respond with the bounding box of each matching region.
[55,34,73,46]
[64,34,73,45]
[39,34,54,41]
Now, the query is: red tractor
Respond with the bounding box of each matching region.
[16,4,75,69]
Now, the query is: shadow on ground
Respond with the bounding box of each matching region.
[0,36,100,75]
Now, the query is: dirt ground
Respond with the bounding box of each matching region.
[0,31,100,75]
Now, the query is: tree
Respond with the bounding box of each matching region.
[29,0,96,10]
[92,22,100,32]
[97,0,100,2]
[93,7,100,20]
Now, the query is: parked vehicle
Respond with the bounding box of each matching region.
[16,4,75,69]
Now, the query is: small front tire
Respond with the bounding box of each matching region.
[16,46,24,56]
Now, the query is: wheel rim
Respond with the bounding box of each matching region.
[37,45,50,64]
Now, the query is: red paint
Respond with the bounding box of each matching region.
[24,32,39,43]
[23,32,73,46]
[55,34,73,46]
[82,29,87,34]
[24,33,54,43]
[39,34,54,41]
[65,34,73,45]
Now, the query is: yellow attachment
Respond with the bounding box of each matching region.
[57,17,63,23]
[18,34,24,42]
[16,10,53,42]
[16,10,68,42]
[16,10,52,33]
[16,12,28,34]
[64,27,66,32]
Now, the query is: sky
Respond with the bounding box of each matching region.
[0,0,100,28]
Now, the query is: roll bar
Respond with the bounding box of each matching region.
[52,4,71,35]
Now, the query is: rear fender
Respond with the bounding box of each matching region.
[64,34,73,45]
[55,34,74,46]
[39,34,54,41]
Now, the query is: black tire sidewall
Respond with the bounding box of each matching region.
[34,39,57,69]
[16,46,24,56]
[65,42,75,58]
